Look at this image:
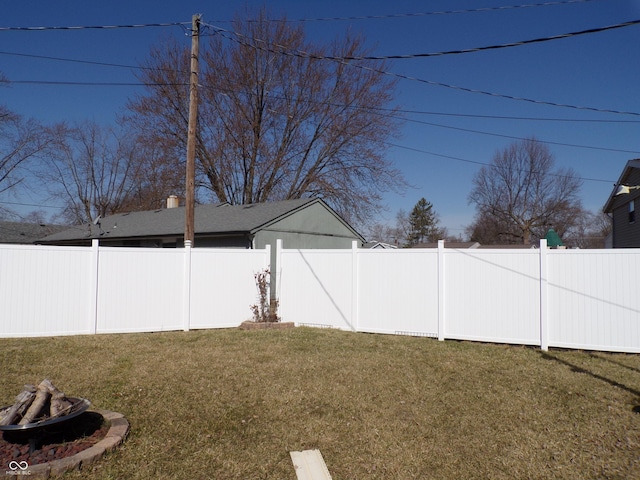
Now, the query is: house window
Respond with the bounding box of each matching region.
[630,200,636,224]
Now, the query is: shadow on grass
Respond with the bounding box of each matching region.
[588,352,640,374]
[539,351,640,414]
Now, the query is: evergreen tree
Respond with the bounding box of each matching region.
[405,198,445,246]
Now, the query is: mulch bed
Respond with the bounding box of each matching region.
[240,321,295,330]
[0,411,108,466]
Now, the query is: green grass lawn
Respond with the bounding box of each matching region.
[1,327,638,479]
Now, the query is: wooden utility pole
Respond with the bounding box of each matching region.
[185,13,201,246]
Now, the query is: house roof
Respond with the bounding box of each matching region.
[0,221,67,244]
[38,198,363,243]
[603,158,640,213]
[363,241,398,249]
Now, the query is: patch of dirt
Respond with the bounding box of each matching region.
[0,412,108,466]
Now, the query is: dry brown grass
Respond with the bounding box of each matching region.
[0,327,639,479]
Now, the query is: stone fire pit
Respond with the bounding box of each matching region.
[0,380,129,478]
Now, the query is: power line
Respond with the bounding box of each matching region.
[314,20,640,60]
[399,110,640,124]
[384,142,616,184]
[7,74,639,154]
[0,1,598,33]
[0,22,189,32]
[0,200,64,209]
[3,18,638,118]
[0,50,186,73]
[211,25,640,117]
[195,80,639,161]
[224,0,600,23]
[199,83,640,154]
[7,72,640,123]
[4,47,638,124]
[390,114,640,154]
[0,1,597,32]
[205,18,640,60]
[8,80,181,87]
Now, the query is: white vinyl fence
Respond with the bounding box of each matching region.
[277,240,640,353]
[1,240,639,353]
[0,241,269,337]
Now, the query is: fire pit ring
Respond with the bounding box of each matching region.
[1,397,91,454]
[0,397,90,432]
[1,408,129,478]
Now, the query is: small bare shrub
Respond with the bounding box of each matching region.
[250,269,279,322]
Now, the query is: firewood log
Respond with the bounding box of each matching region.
[37,378,73,417]
[18,380,51,425]
[0,385,36,426]
[50,390,73,417]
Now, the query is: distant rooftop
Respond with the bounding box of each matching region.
[0,221,68,244]
[38,198,362,244]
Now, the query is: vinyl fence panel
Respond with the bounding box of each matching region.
[442,249,541,345]
[0,245,94,337]
[356,249,439,336]
[278,249,355,330]
[547,249,640,353]
[189,247,270,329]
[96,247,184,333]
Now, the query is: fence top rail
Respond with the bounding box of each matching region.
[546,248,640,255]
[96,246,269,254]
[0,243,91,252]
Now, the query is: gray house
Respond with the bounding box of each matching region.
[603,159,640,248]
[38,198,363,249]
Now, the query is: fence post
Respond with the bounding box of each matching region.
[89,239,100,334]
[351,240,359,332]
[275,239,282,306]
[265,243,272,309]
[539,239,549,351]
[183,240,192,332]
[437,239,445,341]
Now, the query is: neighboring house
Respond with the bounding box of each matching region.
[38,198,363,249]
[603,159,640,248]
[38,198,365,297]
[0,221,67,245]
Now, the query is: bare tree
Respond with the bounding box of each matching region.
[0,105,50,205]
[468,138,584,245]
[117,131,186,212]
[366,208,408,246]
[126,9,406,225]
[466,210,519,245]
[44,121,143,224]
[563,210,612,248]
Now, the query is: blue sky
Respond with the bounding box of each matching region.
[1,0,639,236]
